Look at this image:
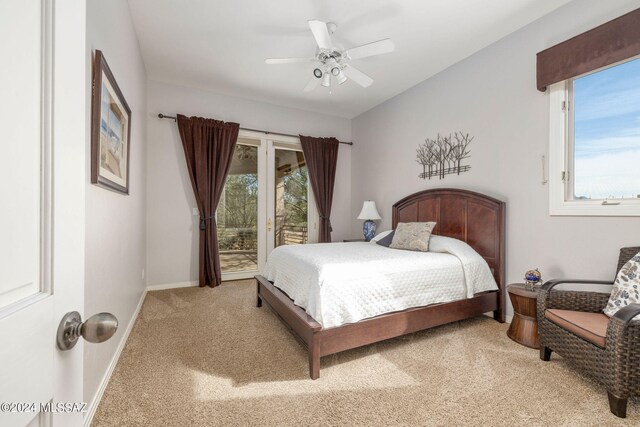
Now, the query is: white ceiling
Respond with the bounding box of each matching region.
[128,0,571,119]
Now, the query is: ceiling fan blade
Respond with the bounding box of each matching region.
[346,38,395,60]
[303,76,320,92]
[265,58,315,64]
[308,20,333,50]
[343,65,373,87]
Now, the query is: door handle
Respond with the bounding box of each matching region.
[267,218,272,231]
[57,311,118,351]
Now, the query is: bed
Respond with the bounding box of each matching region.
[255,188,505,379]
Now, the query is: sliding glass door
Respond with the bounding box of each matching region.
[217,139,259,277]
[218,133,317,281]
[267,140,319,255]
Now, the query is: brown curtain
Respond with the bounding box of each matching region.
[537,8,640,92]
[177,114,239,287]
[299,135,339,243]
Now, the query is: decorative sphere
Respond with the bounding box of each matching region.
[524,268,542,285]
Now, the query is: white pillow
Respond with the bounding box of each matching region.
[370,230,393,243]
[603,251,640,318]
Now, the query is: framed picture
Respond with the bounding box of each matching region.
[91,50,132,194]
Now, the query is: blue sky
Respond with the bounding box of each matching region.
[573,57,640,199]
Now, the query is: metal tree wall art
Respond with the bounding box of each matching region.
[416,132,473,180]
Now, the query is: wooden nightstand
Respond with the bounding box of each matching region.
[343,238,366,242]
[507,283,541,349]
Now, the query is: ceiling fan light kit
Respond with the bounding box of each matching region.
[321,72,331,88]
[265,20,394,93]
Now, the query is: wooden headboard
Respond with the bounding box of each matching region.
[392,188,505,296]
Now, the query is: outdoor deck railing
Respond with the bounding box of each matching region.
[218,224,307,252]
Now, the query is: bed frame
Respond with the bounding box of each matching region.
[255,188,505,379]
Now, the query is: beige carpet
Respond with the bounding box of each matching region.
[93,280,637,426]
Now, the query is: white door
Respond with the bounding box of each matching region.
[0,1,87,426]
[217,133,318,281]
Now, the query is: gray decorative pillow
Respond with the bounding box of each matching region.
[604,251,640,318]
[376,230,395,247]
[389,222,436,252]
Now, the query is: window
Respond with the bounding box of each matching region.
[548,57,640,216]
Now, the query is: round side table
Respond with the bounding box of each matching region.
[506,283,540,349]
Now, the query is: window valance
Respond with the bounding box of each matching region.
[536,8,640,92]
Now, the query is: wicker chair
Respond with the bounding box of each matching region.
[538,246,640,418]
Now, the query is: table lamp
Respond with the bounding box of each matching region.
[357,201,382,241]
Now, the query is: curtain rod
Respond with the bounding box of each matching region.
[157,113,353,146]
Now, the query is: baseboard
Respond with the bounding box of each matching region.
[483,311,514,324]
[83,288,147,427]
[146,281,198,291]
[145,278,254,292]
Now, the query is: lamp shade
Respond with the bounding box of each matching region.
[357,201,382,220]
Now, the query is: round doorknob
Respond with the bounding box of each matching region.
[57,311,118,351]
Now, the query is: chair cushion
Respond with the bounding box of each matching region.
[604,250,640,318]
[545,309,609,347]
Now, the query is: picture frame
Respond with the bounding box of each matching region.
[91,50,132,194]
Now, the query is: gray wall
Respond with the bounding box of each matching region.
[84,0,148,409]
[350,0,640,316]
[146,80,352,286]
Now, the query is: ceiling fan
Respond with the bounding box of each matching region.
[265,20,394,92]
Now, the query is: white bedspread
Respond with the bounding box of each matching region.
[262,236,498,328]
